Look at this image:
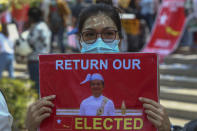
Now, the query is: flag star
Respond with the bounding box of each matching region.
[159,14,168,25]
[57,119,61,124]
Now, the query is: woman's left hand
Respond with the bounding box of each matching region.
[139,97,171,131]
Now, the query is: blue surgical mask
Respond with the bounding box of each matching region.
[81,38,120,53]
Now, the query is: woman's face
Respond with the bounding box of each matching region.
[82,13,119,40]
[80,13,121,51]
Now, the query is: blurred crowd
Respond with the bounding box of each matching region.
[0,0,197,91]
[180,0,197,50]
[0,0,161,91]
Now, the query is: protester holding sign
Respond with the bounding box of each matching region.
[25,4,171,131]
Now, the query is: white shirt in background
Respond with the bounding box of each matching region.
[0,33,14,54]
[27,21,51,61]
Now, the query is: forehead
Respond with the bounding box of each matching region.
[82,13,117,32]
[90,80,103,84]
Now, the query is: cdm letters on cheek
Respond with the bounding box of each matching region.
[56,59,141,71]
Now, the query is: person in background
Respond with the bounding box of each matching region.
[153,0,160,18]
[41,0,51,22]
[71,0,86,28]
[27,7,51,93]
[113,0,119,7]
[0,24,14,79]
[48,0,71,53]
[25,4,171,131]
[139,0,155,31]
[180,0,197,49]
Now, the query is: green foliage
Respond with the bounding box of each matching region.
[0,0,9,13]
[13,0,42,8]
[0,78,38,129]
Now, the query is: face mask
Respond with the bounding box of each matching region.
[81,38,120,53]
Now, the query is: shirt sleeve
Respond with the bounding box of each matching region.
[79,101,85,116]
[0,92,13,131]
[107,100,115,116]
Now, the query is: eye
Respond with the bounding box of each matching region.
[102,30,117,42]
[102,30,116,37]
[103,31,115,36]
[83,32,96,37]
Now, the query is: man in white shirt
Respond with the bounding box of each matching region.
[80,73,115,116]
[0,24,14,79]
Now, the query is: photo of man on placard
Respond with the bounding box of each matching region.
[79,73,115,116]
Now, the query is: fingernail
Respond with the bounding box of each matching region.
[139,97,142,101]
[52,95,56,98]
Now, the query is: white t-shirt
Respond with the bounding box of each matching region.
[80,95,115,116]
[27,22,51,61]
[0,92,13,131]
[0,33,14,54]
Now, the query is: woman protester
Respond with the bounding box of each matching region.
[25,3,171,131]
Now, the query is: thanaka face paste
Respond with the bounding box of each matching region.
[82,13,117,32]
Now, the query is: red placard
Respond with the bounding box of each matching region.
[142,0,186,62]
[39,53,159,131]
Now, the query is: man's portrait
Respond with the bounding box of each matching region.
[79,73,115,116]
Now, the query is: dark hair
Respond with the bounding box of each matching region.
[1,24,8,37]
[96,0,113,5]
[78,4,123,39]
[28,7,43,22]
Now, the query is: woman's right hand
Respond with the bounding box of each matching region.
[25,95,56,131]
